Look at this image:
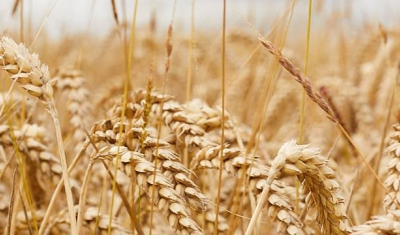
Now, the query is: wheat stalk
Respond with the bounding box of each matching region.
[191,143,305,234]
[95,145,204,234]
[38,139,90,233]
[246,140,351,234]
[275,140,351,234]
[0,122,60,233]
[148,90,305,233]
[91,90,209,234]
[0,36,77,233]
[256,37,336,122]
[191,138,351,234]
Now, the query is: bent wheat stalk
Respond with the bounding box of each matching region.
[245,142,287,235]
[257,34,391,205]
[0,36,77,233]
[246,140,351,235]
[191,143,305,234]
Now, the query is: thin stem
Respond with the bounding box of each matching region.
[38,140,89,234]
[244,180,271,235]
[8,113,38,233]
[19,0,24,42]
[46,98,77,234]
[30,0,59,47]
[186,0,195,103]
[214,0,226,234]
[234,2,296,233]
[76,160,94,234]
[298,0,312,144]
[297,0,312,215]
[108,1,139,233]
[100,160,145,235]
[7,167,18,235]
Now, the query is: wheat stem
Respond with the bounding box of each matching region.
[38,139,89,234]
[45,98,77,233]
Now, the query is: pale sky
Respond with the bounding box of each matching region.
[0,0,399,39]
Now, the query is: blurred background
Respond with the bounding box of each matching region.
[0,0,399,39]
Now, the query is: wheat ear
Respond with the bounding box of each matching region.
[95,145,204,234]
[152,92,305,233]
[191,143,305,234]
[54,68,92,151]
[257,37,336,122]
[352,124,400,234]
[0,36,77,233]
[245,141,288,235]
[284,140,350,234]
[351,210,400,234]
[91,91,209,234]
[383,124,400,211]
[38,139,90,234]
[248,140,351,235]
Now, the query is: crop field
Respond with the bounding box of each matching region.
[0,0,400,234]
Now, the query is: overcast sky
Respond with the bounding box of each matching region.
[0,0,399,39]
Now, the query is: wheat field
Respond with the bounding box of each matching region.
[0,1,400,234]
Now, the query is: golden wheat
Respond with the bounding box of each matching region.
[1,4,400,233]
